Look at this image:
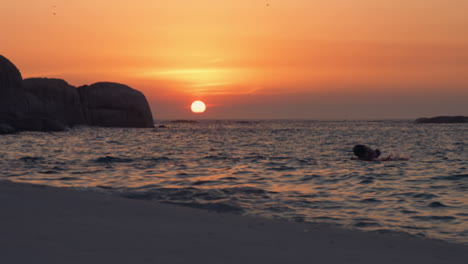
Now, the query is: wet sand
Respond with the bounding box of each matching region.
[1,180,467,264]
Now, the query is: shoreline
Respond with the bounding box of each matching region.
[1,180,467,264]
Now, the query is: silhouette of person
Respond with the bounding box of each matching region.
[352,145,381,161]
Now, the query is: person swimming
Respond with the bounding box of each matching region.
[352,144,409,161]
[352,145,381,161]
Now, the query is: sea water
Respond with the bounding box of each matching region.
[1,120,467,244]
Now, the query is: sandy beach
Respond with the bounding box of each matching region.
[0,180,467,264]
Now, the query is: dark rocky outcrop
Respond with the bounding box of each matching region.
[0,55,22,93]
[0,123,16,134]
[23,78,86,127]
[0,55,27,132]
[0,55,154,134]
[12,116,68,132]
[415,116,468,124]
[78,82,154,128]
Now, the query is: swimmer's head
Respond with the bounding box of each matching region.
[353,145,380,160]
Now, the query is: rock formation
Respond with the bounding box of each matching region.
[0,123,16,134]
[23,78,86,127]
[0,55,154,134]
[78,82,154,128]
[0,55,22,93]
[415,116,468,124]
[0,55,25,133]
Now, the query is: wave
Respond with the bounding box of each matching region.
[115,186,271,208]
[146,156,171,162]
[93,156,134,163]
[428,202,449,208]
[432,174,468,181]
[360,198,382,203]
[411,215,457,221]
[19,156,45,163]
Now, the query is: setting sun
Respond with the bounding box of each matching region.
[191,100,207,113]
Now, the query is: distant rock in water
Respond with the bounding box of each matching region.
[79,82,154,128]
[0,55,154,134]
[415,116,468,124]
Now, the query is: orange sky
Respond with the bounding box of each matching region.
[1,0,467,119]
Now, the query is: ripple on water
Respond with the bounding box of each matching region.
[411,215,457,221]
[147,156,171,162]
[57,177,80,181]
[432,174,468,181]
[408,193,439,199]
[401,209,419,214]
[267,165,296,171]
[428,202,449,208]
[19,156,45,163]
[358,176,375,184]
[220,176,238,180]
[71,170,103,175]
[299,175,321,182]
[360,198,382,203]
[93,156,134,163]
[39,170,59,174]
[192,180,216,186]
[202,155,230,161]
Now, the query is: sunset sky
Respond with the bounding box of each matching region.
[2,0,467,119]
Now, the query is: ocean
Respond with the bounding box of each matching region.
[1,120,467,244]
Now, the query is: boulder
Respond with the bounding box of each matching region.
[415,116,468,123]
[0,123,17,134]
[22,78,85,127]
[78,82,154,128]
[0,56,27,126]
[11,116,67,132]
[1,92,69,132]
[0,55,22,93]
